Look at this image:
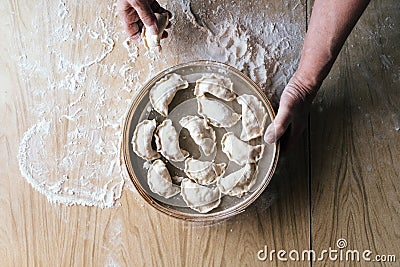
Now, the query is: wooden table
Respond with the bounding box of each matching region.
[1,0,399,266]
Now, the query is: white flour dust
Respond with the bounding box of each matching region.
[17,0,303,208]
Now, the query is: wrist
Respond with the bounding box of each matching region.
[288,71,320,104]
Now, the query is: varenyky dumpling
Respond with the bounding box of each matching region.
[150,73,189,117]
[197,96,241,128]
[221,132,264,166]
[181,178,221,213]
[194,73,236,101]
[147,160,180,198]
[131,119,160,161]
[217,164,258,198]
[179,115,216,156]
[237,94,267,141]
[184,158,226,185]
[155,119,189,162]
[142,12,169,52]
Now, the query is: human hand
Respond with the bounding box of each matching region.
[264,73,318,149]
[117,0,170,40]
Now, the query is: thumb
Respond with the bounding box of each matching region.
[264,104,293,144]
[130,0,158,34]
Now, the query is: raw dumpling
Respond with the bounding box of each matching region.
[221,132,264,166]
[181,178,221,213]
[147,160,180,198]
[142,12,169,52]
[237,94,267,141]
[179,115,216,156]
[194,73,236,101]
[217,164,258,198]
[155,119,189,162]
[184,158,226,185]
[131,119,160,161]
[197,96,241,128]
[150,73,189,117]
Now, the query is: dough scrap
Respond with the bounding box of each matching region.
[197,96,241,128]
[147,160,180,198]
[217,164,258,198]
[237,94,268,141]
[142,12,169,52]
[194,73,236,101]
[131,119,160,161]
[150,73,189,117]
[155,119,189,162]
[179,115,216,156]
[184,158,226,185]
[221,132,264,166]
[181,178,221,213]
[171,176,184,184]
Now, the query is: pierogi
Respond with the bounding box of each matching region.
[155,119,189,162]
[194,73,236,101]
[179,115,216,156]
[147,160,180,198]
[221,132,264,166]
[149,73,189,117]
[132,119,160,161]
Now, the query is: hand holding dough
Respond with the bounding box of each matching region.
[142,12,169,52]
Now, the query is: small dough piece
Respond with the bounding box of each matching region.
[237,94,268,141]
[221,132,264,166]
[194,73,236,101]
[181,178,221,213]
[179,115,216,156]
[155,119,189,162]
[217,164,258,198]
[197,96,241,128]
[147,160,180,198]
[142,12,169,52]
[150,73,189,117]
[131,119,160,161]
[184,158,226,185]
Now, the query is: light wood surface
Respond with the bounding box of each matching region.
[0,0,398,266]
[309,0,400,266]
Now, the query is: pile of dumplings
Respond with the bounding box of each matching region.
[132,73,268,213]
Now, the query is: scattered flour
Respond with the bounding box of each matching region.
[17,0,304,208]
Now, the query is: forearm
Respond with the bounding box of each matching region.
[295,0,370,91]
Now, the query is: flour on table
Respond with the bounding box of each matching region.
[17,0,303,208]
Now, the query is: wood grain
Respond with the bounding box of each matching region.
[309,0,400,265]
[0,0,310,266]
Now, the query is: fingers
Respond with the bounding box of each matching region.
[264,104,293,144]
[118,0,172,41]
[130,0,158,35]
[125,23,140,39]
[124,7,140,25]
